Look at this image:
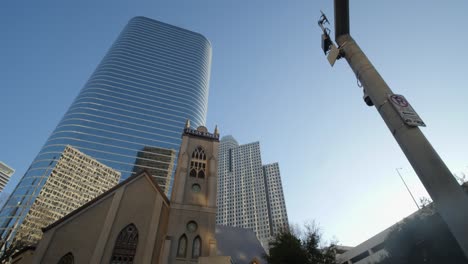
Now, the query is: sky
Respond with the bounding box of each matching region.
[1,0,468,246]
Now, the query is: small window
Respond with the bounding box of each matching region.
[57,252,74,264]
[371,242,385,253]
[192,236,201,258]
[189,147,207,179]
[186,221,198,233]
[177,234,187,257]
[350,250,370,263]
[190,169,197,177]
[192,146,206,160]
[198,170,205,179]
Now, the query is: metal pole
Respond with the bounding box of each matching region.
[333,0,468,258]
[396,168,420,210]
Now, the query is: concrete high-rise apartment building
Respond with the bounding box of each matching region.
[0,162,14,193]
[262,163,289,236]
[4,145,120,247]
[216,136,289,250]
[0,17,212,249]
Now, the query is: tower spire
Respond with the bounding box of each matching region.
[185,119,190,129]
[214,125,219,136]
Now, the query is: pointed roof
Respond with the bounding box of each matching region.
[42,170,169,232]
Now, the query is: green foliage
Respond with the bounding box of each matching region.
[377,206,468,264]
[265,231,309,264]
[264,223,337,264]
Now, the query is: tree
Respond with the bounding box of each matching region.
[454,172,467,185]
[265,230,309,264]
[264,222,337,264]
[376,205,468,264]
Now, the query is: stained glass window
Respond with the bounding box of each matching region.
[177,234,187,257]
[57,252,74,264]
[190,146,207,179]
[111,224,138,264]
[192,236,201,258]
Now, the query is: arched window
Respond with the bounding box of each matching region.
[57,252,74,264]
[192,236,201,258]
[190,146,207,179]
[190,168,197,178]
[177,234,188,257]
[192,146,206,160]
[198,170,205,179]
[111,224,138,264]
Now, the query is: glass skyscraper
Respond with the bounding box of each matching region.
[0,16,211,249]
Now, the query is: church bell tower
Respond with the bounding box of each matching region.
[165,122,220,263]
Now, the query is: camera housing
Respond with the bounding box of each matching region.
[363,91,374,106]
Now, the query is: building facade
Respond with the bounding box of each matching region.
[31,171,171,264]
[165,124,220,263]
[5,145,120,248]
[0,16,212,250]
[0,162,14,193]
[262,163,289,237]
[132,146,176,196]
[337,183,468,264]
[30,125,230,264]
[216,135,289,250]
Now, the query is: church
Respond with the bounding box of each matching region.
[14,124,263,264]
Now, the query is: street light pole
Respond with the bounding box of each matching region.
[328,0,468,258]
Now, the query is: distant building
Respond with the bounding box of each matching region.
[132,146,176,196]
[337,227,388,264]
[338,183,468,264]
[0,16,212,247]
[217,135,289,250]
[334,245,354,261]
[337,183,468,264]
[0,162,14,192]
[9,145,120,248]
[262,163,289,237]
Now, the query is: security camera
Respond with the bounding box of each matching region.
[363,90,373,106]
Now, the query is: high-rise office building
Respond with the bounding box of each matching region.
[0,162,14,193]
[216,135,289,250]
[0,16,211,249]
[132,146,176,196]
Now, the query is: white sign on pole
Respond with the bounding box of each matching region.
[327,44,340,67]
[388,94,426,127]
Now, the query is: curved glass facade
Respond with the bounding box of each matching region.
[0,16,211,247]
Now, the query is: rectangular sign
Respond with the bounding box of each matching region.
[388,94,426,127]
[327,44,340,67]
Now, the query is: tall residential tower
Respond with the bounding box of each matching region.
[0,162,14,193]
[11,146,120,246]
[0,16,212,249]
[216,136,289,250]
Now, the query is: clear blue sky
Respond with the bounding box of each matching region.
[1,0,468,246]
